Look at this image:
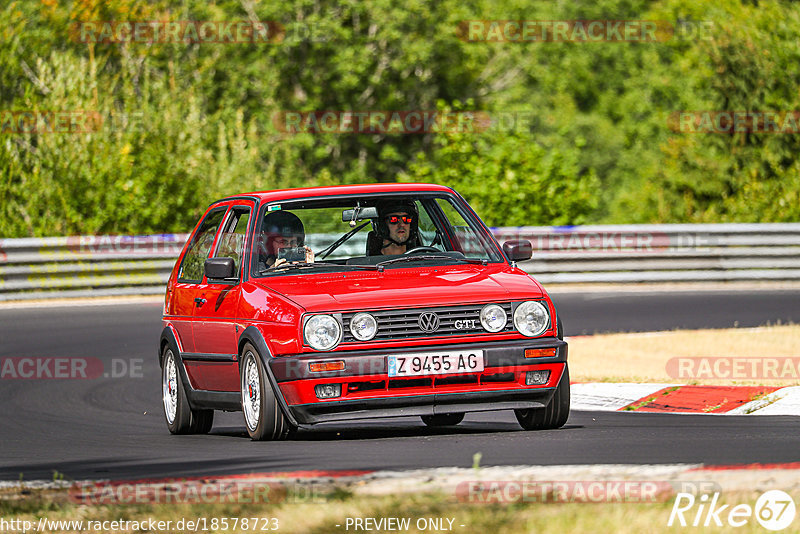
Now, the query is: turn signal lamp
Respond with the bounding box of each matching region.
[524,348,557,358]
[309,361,345,372]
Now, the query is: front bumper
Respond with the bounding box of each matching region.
[270,338,567,424]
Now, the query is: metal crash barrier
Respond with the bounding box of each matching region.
[1,223,800,300]
[0,234,189,301]
[496,223,800,284]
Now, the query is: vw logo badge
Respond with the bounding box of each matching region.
[418,312,440,333]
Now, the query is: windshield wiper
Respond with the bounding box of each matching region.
[317,221,371,260]
[375,254,488,271]
[258,262,322,274]
[260,254,482,274]
[259,262,379,274]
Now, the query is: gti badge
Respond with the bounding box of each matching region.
[418,312,440,333]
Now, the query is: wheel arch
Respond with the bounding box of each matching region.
[158,324,184,367]
[238,326,299,427]
[158,326,195,403]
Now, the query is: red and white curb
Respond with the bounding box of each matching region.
[571,383,800,415]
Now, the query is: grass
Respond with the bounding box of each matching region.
[568,324,800,386]
[2,486,798,534]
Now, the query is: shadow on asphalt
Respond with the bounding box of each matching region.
[210,421,584,441]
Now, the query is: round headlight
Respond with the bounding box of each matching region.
[513,301,549,337]
[480,304,507,333]
[304,314,342,351]
[350,312,378,341]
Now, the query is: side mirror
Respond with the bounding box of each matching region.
[503,240,532,262]
[204,257,236,280]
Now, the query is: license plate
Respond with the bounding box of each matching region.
[387,351,485,377]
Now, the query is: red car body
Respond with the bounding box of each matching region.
[159,183,569,439]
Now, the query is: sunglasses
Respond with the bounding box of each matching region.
[385,215,413,225]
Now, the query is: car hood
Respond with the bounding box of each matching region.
[254,264,545,312]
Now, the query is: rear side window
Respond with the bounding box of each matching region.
[178,208,227,282]
[213,208,251,277]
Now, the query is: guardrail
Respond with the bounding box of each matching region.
[0,234,188,301]
[497,223,800,284]
[1,223,799,300]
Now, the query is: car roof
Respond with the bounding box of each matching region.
[218,183,456,203]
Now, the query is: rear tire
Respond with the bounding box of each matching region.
[421,413,464,427]
[515,365,570,430]
[240,343,291,441]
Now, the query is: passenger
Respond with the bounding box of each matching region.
[258,211,314,269]
[375,199,420,255]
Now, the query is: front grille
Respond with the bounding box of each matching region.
[342,303,514,342]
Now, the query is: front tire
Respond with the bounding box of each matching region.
[515,365,570,430]
[162,347,193,434]
[421,413,464,427]
[190,409,214,434]
[240,343,291,441]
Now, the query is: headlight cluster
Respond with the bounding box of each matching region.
[304,312,378,351]
[513,300,550,337]
[349,312,378,341]
[480,301,549,336]
[480,304,507,332]
[304,314,342,351]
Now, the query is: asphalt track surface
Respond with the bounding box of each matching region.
[1,290,798,481]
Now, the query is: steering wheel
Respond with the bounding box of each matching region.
[404,246,440,254]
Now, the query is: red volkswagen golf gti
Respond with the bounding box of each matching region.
[160,183,569,440]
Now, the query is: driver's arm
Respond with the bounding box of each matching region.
[270,246,315,269]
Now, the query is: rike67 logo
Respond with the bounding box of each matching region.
[669,490,796,530]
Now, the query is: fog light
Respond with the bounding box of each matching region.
[525,370,550,385]
[315,383,342,399]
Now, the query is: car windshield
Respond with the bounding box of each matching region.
[250,193,505,277]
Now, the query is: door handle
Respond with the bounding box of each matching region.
[194,297,207,306]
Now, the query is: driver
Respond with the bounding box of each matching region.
[258,211,314,269]
[375,199,420,255]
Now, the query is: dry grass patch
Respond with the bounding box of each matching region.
[568,324,800,385]
[2,487,797,534]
